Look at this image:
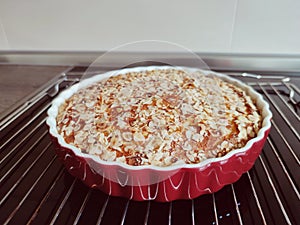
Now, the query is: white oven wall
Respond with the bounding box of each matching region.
[0,0,299,54]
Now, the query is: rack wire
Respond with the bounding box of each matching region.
[0,67,299,225]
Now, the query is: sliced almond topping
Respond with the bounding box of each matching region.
[57,68,262,166]
[133,132,145,143]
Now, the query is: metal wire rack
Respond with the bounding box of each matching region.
[0,67,299,225]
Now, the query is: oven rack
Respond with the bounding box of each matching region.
[0,67,299,225]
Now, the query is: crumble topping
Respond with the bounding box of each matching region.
[56,69,261,166]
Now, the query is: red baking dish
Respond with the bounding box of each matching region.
[47,66,272,202]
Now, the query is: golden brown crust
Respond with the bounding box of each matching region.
[56,69,261,166]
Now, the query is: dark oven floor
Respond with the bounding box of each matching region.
[0,66,299,225]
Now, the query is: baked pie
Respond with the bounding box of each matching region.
[55,68,262,167]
